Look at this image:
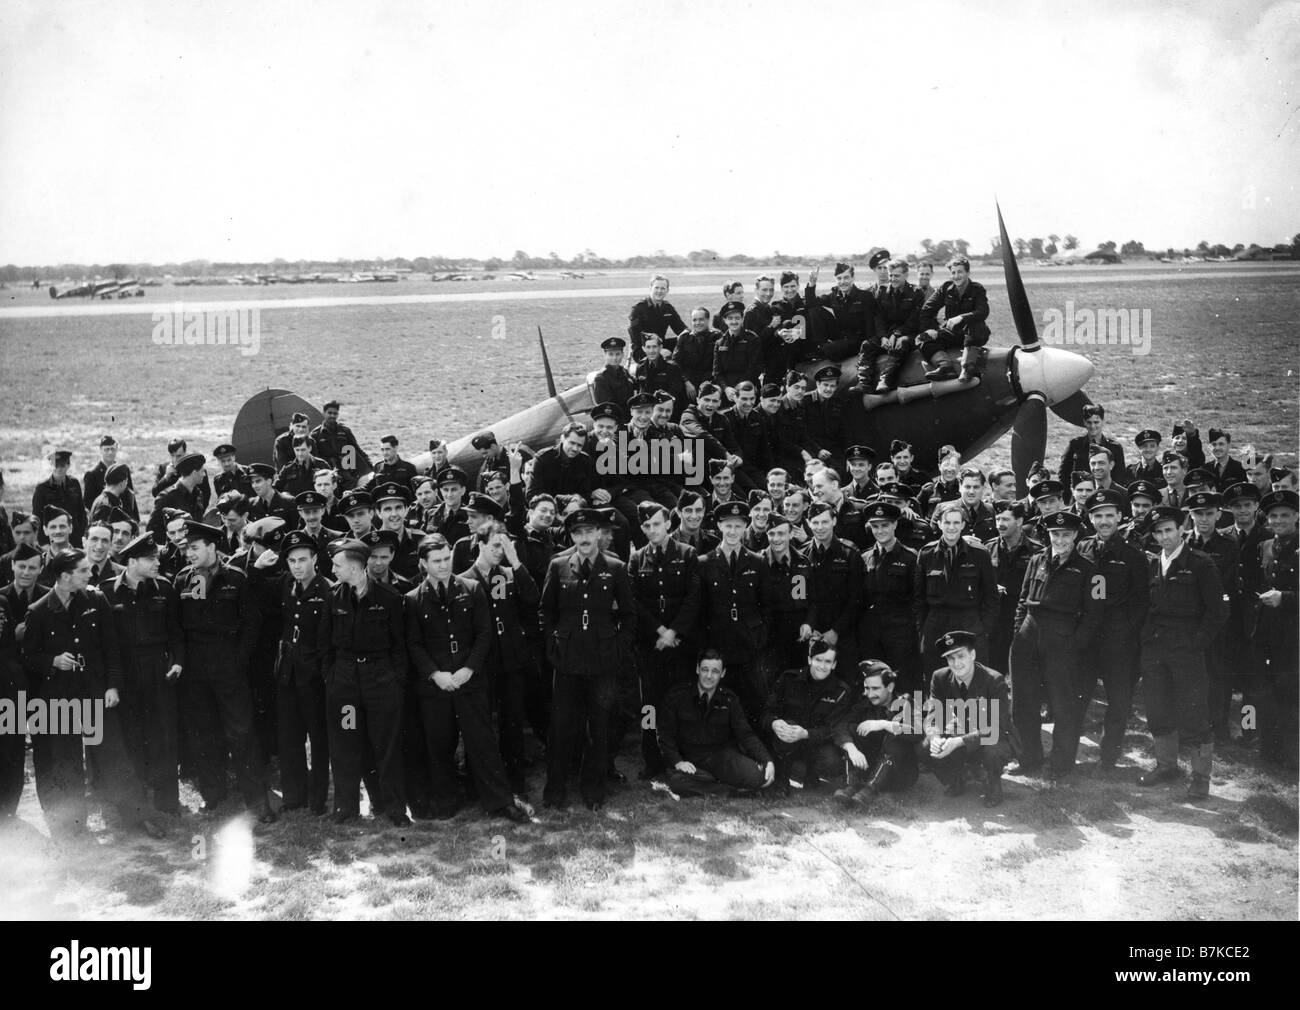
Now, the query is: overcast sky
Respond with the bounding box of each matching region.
[1,0,1296,264]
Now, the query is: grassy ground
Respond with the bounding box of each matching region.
[0,264,1297,920]
[0,709,1295,921]
[1,264,1297,508]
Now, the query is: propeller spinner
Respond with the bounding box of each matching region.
[998,201,1096,493]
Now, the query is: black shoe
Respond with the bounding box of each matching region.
[1098,747,1119,769]
[309,805,327,817]
[1137,765,1181,786]
[1008,761,1042,777]
[1186,774,1210,799]
[982,777,1004,808]
[332,810,358,824]
[256,805,278,825]
[944,777,967,798]
[199,800,225,817]
[495,803,531,824]
[833,785,859,806]
[387,811,412,827]
[430,804,459,821]
[606,768,627,784]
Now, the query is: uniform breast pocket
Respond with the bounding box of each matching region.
[957,570,980,598]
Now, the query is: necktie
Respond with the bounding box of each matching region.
[437,582,447,606]
[944,546,954,581]
[728,552,737,577]
[959,681,969,701]
[580,560,591,582]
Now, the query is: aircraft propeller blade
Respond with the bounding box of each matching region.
[1011,393,1048,496]
[1050,389,1094,428]
[997,200,1041,350]
[538,325,559,399]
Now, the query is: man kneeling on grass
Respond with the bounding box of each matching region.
[762,639,853,795]
[659,649,774,797]
[835,660,920,806]
[920,630,1010,808]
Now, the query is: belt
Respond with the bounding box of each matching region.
[336,650,388,663]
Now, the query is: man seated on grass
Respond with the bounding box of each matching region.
[920,630,1010,808]
[762,639,853,795]
[658,650,774,797]
[835,660,920,806]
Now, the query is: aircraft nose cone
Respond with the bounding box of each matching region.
[1019,346,1095,406]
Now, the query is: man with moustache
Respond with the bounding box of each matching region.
[540,509,636,811]
[835,660,921,805]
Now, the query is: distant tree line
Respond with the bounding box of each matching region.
[3,233,1297,282]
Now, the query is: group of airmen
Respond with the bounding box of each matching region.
[0,263,1296,839]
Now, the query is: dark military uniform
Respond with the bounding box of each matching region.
[712,330,763,391]
[1185,528,1240,743]
[147,482,205,543]
[1010,546,1103,774]
[371,457,418,490]
[527,446,596,504]
[1247,532,1298,764]
[89,488,140,524]
[660,682,771,796]
[827,496,870,551]
[860,541,922,693]
[1058,435,1129,489]
[679,403,742,469]
[762,668,852,789]
[540,550,636,807]
[803,393,846,468]
[0,593,28,817]
[837,693,921,795]
[919,279,991,355]
[32,476,87,546]
[799,537,864,687]
[723,404,771,491]
[628,539,701,776]
[274,456,329,498]
[1074,533,1149,762]
[275,572,332,813]
[229,549,284,764]
[698,546,769,727]
[249,488,297,526]
[592,364,635,411]
[405,574,516,814]
[22,585,146,831]
[673,328,718,390]
[214,465,255,500]
[671,525,720,555]
[309,419,373,489]
[1139,545,1228,780]
[174,562,269,811]
[758,546,817,693]
[762,400,816,479]
[637,356,689,419]
[461,560,541,795]
[984,534,1040,676]
[862,281,924,391]
[627,297,686,362]
[807,280,875,360]
[83,460,136,514]
[914,538,999,673]
[101,573,184,814]
[920,661,1011,794]
[319,577,408,819]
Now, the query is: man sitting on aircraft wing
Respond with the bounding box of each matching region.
[918,254,991,383]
